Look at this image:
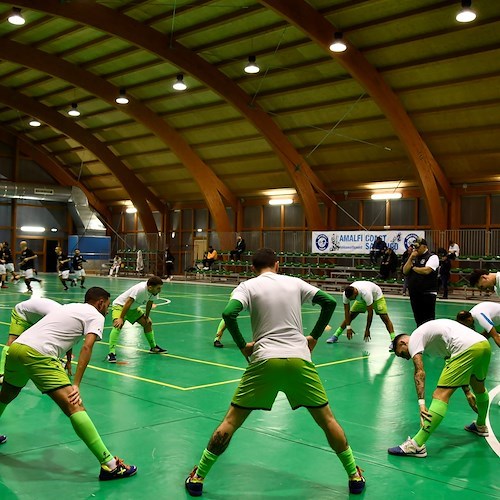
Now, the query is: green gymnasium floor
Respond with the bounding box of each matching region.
[0,275,498,500]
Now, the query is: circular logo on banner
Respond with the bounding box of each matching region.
[404,233,419,250]
[316,234,329,251]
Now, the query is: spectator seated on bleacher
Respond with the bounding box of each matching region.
[379,247,398,280]
[202,246,218,270]
[370,236,387,265]
[229,235,246,260]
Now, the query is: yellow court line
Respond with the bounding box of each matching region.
[79,363,186,390]
[97,341,246,372]
[185,378,242,391]
[315,355,370,368]
[152,310,220,320]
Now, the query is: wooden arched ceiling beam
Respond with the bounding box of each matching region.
[0,126,111,220]
[0,85,160,233]
[0,39,235,238]
[261,0,452,230]
[12,0,328,230]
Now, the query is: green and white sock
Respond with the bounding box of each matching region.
[337,446,357,477]
[335,327,343,337]
[413,398,448,446]
[69,411,113,465]
[197,448,219,478]
[144,331,156,348]
[476,391,489,427]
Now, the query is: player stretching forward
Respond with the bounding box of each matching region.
[388,319,491,458]
[72,249,87,288]
[326,281,396,351]
[185,248,365,496]
[107,276,167,363]
[457,302,500,348]
[0,287,137,480]
[0,297,62,384]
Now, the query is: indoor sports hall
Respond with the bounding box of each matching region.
[0,275,498,499]
[1,1,500,498]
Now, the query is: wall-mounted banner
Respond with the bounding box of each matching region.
[312,231,426,255]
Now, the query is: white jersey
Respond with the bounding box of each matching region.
[469,302,500,332]
[15,298,61,323]
[113,282,159,310]
[343,281,383,306]
[231,272,319,363]
[14,303,104,359]
[409,318,486,360]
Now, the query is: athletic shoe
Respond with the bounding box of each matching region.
[150,345,167,354]
[80,285,86,289]
[214,340,223,348]
[388,341,394,352]
[464,421,489,437]
[388,437,427,458]
[26,289,33,294]
[99,457,137,480]
[0,435,7,445]
[326,335,339,344]
[1,285,7,289]
[71,280,77,287]
[63,286,69,291]
[107,353,117,363]
[348,465,366,494]
[0,374,3,384]
[185,466,204,497]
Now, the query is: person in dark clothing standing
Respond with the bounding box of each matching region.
[379,247,398,280]
[72,249,87,288]
[19,241,42,293]
[437,248,452,299]
[2,242,17,283]
[402,238,439,326]
[164,247,175,281]
[369,236,387,265]
[56,246,72,291]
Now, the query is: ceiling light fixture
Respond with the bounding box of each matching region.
[125,207,137,214]
[244,55,260,74]
[269,198,293,206]
[329,32,347,53]
[8,7,25,25]
[68,103,80,117]
[173,74,187,91]
[371,193,402,200]
[20,226,45,233]
[456,0,476,22]
[29,119,41,127]
[115,88,129,104]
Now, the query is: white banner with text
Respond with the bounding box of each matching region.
[311,231,426,255]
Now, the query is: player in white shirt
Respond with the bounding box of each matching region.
[456,302,500,348]
[388,319,491,458]
[468,269,500,297]
[185,248,365,497]
[0,287,137,480]
[0,297,62,384]
[326,281,396,351]
[107,276,166,363]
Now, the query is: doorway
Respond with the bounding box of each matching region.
[193,238,207,264]
[45,239,59,272]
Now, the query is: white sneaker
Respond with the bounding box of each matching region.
[388,436,427,457]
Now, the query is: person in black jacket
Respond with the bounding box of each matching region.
[229,236,246,260]
[379,247,398,280]
[437,248,452,299]
[164,247,175,281]
[402,238,439,326]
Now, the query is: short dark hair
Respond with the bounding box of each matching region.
[147,276,163,287]
[85,287,110,303]
[414,237,428,248]
[252,248,277,271]
[456,310,472,323]
[468,269,488,287]
[392,333,408,351]
[344,286,356,299]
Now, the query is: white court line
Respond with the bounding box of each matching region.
[485,384,500,457]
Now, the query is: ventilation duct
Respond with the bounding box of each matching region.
[0,181,105,234]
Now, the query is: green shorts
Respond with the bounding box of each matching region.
[9,309,31,336]
[111,305,145,324]
[231,358,328,411]
[5,343,71,394]
[350,296,388,315]
[437,340,491,387]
